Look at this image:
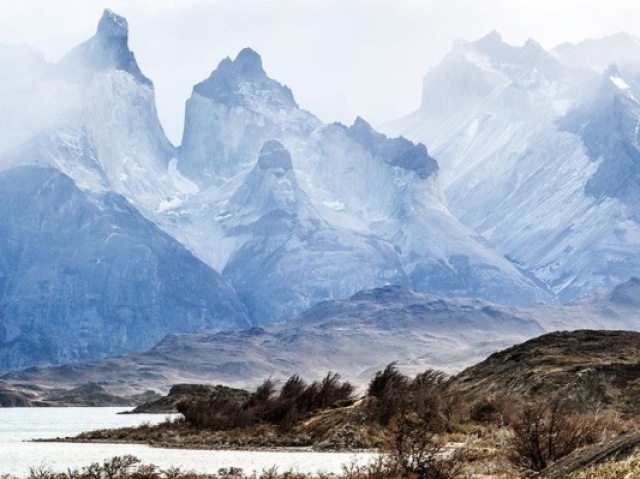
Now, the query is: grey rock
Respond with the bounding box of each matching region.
[0,166,249,368]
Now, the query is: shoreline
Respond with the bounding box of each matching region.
[32,437,379,454]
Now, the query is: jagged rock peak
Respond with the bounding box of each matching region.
[345,117,438,180]
[97,9,128,39]
[233,47,266,79]
[476,30,503,46]
[352,116,374,130]
[50,9,150,86]
[466,31,549,62]
[523,38,541,48]
[465,30,509,56]
[258,140,293,171]
[193,47,297,108]
[212,48,266,82]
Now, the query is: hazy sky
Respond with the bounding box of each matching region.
[2,0,640,143]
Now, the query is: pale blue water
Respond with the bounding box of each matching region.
[0,408,374,476]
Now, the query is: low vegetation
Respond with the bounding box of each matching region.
[568,454,640,479]
[34,330,640,477]
[51,358,640,478]
[177,373,355,433]
[2,454,459,479]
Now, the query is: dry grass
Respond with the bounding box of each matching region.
[568,452,640,478]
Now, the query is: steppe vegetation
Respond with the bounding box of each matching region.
[50,358,638,479]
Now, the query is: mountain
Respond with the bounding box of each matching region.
[0,10,608,374]
[162,45,551,322]
[0,9,180,206]
[0,166,249,368]
[552,32,640,73]
[387,31,640,301]
[0,285,546,393]
[179,47,317,183]
[5,278,640,396]
[50,9,150,86]
[0,11,250,368]
[218,139,409,322]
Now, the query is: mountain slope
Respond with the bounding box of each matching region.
[0,285,546,392]
[387,32,640,301]
[451,329,640,414]
[165,47,551,321]
[0,11,554,365]
[6,278,640,395]
[0,166,249,368]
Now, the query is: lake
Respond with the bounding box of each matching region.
[0,408,376,476]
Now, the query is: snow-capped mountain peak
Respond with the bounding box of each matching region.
[1,9,176,208]
[193,47,297,110]
[344,116,438,180]
[179,47,319,181]
[388,31,640,302]
[51,8,150,85]
[97,8,129,39]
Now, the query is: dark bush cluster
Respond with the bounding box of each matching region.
[468,396,515,426]
[177,372,355,432]
[364,363,457,432]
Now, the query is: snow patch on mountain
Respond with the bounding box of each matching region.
[387,31,640,301]
[0,11,552,333]
[179,48,320,182]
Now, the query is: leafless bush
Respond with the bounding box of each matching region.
[508,398,608,472]
[468,396,516,426]
[383,413,463,478]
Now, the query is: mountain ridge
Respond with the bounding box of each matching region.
[386,30,640,302]
[4,278,640,394]
[3,13,639,370]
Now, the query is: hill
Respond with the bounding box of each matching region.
[451,329,640,414]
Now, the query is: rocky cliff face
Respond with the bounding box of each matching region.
[0,166,249,368]
[0,11,563,367]
[171,47,549,322]
[0,11,250,368]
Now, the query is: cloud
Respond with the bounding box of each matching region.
[1,0,639,142]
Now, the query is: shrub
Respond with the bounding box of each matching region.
[178,372,355,432]
[508,397,608,472]
[382,413,464,479]
[365,363,457,431]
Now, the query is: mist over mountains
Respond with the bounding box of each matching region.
[386,31,640,302]
[1,10,640,371]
